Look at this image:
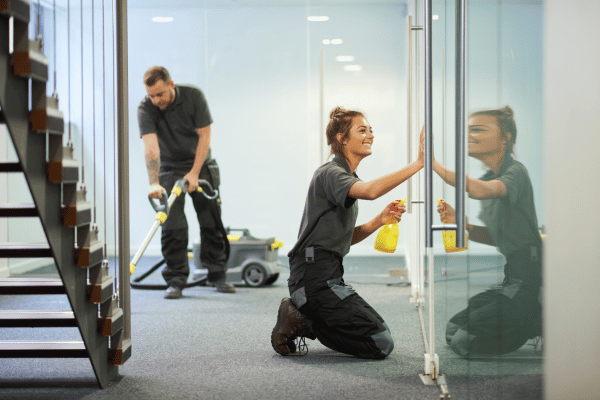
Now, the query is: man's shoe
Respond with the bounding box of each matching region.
[209,278,236,293]
[271,298,305,356]
[164,285,182,299]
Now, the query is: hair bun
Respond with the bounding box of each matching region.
[330,107,344,120]
[500,106,514,117]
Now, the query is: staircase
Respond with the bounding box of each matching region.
[0,0,129,388]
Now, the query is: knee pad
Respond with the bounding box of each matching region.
[446,321,460,345]
[450,329,474,358]
[371,327,394,358]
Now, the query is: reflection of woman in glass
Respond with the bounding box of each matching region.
[435,106,542,357]
[271,107,424,359]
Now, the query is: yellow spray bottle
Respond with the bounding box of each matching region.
[374,198,406,253]
[437,198,468,252]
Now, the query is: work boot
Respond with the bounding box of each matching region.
[271,298,305,356]
[164,285,182,299]
[211,279,236,293]
[207,271,236,293]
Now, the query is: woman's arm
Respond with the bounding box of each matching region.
[352,201,405,245]
[433,160,507,200]
[466,223,495,245]
[349,127,425,201]
[348,162,422,201]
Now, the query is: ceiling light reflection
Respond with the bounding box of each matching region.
[152,17,174,22]
[344,65,363,72]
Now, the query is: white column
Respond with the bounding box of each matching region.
[544,1,600,398]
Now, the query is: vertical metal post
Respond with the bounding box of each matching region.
[116,0,130,342]
[406,15,413,214]
[423,0,436,375]
[407,15,424,302]
[455,0,466,248]
[424,0,433,251]
[319,48,324,164]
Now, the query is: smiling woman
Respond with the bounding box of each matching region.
[433,106,543,358]
[270,106,425,359]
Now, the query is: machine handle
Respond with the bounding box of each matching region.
[147,179,188,213]
[148,189,169,213]
[197,179,219,200]
[226,227,250,237]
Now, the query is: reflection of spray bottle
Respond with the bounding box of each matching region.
[437,198,468,253]
[374,198,407,253]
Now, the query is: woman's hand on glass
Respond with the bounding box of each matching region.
[417,125,425,166]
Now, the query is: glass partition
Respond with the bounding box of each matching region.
[124,0,544,396]
[427,0,545,394]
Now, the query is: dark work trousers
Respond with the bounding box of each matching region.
[445,248,542,357]
[158,160,228,289]
[288,248,394,359]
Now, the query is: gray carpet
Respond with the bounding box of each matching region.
[0,255,542,399]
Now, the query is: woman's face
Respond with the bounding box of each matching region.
[342,116,374,159]
[468,115,506,157]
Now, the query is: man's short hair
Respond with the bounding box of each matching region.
[143,66,171,86]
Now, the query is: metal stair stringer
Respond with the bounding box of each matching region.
[0,16,118,388]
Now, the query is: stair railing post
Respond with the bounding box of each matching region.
[116,0,130,348]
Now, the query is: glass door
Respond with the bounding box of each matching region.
[410,0,545,392]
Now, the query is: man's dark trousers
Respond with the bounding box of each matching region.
[158,160,227,289]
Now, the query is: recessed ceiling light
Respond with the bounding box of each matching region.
[308,16,329,22]
[322,39,331,45]
[432,15,439,20]
[336,56,355,62]
[331,39,343,45]
[152,17,173,22]
[344,65,363,72]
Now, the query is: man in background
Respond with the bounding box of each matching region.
[137,66,234,299]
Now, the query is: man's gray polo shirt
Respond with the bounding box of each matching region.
[138,84,213,170]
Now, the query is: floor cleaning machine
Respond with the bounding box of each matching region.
[130,178,284,290]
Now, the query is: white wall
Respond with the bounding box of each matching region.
[544,1,600,398]
[0,1,545,270]
[127,4,409,256]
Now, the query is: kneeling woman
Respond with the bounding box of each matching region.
[435,106,542,357]
[271,107,424,359]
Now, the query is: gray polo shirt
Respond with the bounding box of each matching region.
[288,154,360,259]
[478,155,542,258]
[137,84,213,170]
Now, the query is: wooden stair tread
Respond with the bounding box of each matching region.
[47,159,79,183]
[0,310,76,327]
[0,341,86,349]
[0,162,23,172]
[0,341,88,358]
[0,203,38,217]
[0,242,52,257]
[0,277,64,294]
